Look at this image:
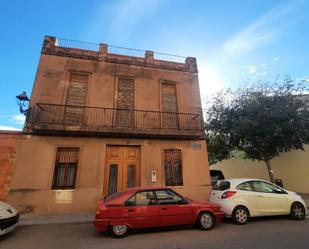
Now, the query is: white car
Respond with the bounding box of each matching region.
[210,178,307,224]
[0,201,19,236]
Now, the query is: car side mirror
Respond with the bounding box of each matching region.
[125,201,135,206]
[178,198,188,205]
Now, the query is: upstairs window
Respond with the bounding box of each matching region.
[164,149,183,186]
[52,148,80,190]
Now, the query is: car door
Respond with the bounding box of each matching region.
[235,181,259,216]
[155,189,194,227]
[251,181,290,215]
[122,190,160,228]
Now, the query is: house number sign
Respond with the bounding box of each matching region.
[191,143,201,150]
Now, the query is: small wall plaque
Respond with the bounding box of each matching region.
[192,143,201,150]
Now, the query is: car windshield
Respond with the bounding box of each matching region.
[213,180,230,191]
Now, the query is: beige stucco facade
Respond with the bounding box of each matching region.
[211,146,309,194]
[7,36,211,214]
[8,136,210,214]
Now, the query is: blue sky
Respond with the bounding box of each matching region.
[0,0,308,130]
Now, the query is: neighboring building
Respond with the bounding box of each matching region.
[7,36,210,214]
[0,131,21,200]
[211,146,309,194]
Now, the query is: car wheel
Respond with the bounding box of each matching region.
[290,202,306,220]
[232,206,249,225]
[196,212,215,230]
[109,224,129,238]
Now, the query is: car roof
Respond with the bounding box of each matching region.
[103,186,172,205]
[127,186,168,191]
[124,186,172,195]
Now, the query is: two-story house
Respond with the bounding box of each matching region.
[7,36,211,214]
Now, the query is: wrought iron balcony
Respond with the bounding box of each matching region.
[25,103,204,139]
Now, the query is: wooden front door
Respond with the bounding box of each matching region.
[104,146,140,196]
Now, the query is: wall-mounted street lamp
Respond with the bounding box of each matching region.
[16,91,30,115]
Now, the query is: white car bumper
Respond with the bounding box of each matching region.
[0,213,20,236]
[210,199,236,217]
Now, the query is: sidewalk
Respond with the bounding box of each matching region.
[19,212,93,226]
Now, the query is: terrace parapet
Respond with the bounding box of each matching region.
[41,36,198,73]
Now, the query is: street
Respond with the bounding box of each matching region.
[1,217,309,249]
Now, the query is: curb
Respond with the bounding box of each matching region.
[18,213,93,227]
[19,220,92,227]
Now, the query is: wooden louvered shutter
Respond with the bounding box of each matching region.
[64,72,89,125]
[115,78,135,127]
[162,83,178,129]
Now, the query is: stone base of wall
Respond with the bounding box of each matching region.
[0,131,21,200]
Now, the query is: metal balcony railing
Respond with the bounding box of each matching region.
[27,103,203,133]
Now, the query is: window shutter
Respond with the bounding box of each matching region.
[115,78,135,127]
[162,84,177,112]
[66,73,89,106]
[116,78,135,109]
[64,72,89,124]
[162,84,178,129]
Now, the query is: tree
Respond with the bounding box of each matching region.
[205,78,309,183]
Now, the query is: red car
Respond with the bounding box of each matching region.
[93,187,224,237]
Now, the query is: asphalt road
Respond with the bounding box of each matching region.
[1,217,309,249]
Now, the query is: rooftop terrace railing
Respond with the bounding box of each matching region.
[154,52,186,63]
[54,37,187,63]
[56,38,100,51]
[108,45,145,58]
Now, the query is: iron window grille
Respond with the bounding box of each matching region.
[164,149,183,186]
[52,148,80,190]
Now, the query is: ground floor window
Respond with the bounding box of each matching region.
[52,148,80,190]
[164,149,183,186]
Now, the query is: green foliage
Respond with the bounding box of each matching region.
[205,77,309,165]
